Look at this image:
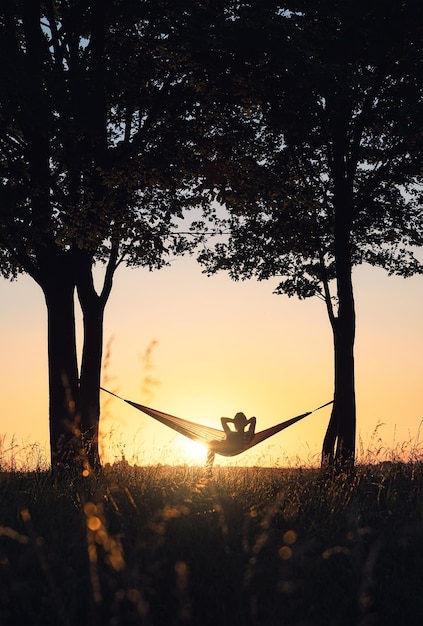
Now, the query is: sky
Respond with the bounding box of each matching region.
[1,255,422,469]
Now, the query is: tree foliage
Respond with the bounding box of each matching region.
[0,0,205,278]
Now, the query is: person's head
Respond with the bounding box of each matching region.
[233,412,247,431]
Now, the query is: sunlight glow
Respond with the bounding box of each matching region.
[174,435,208,464]
[1,263,422,470]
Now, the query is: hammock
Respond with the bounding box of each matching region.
[101,387,333,458]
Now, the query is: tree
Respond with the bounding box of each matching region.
[194,0,423,468]
[0,0,206,472]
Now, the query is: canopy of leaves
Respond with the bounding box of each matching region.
[192,0,423,300]
[0,0,213,281]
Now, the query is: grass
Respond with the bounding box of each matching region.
[1,458,423,626]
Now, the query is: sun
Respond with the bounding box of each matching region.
[175,435,208,464]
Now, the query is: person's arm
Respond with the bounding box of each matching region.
[221,417,234,434]
[246,416,256,435]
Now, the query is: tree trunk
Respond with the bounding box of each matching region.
[332,198,356,467]
[79,294,105,471]
[76,249,116,471]
[321,226,356,469]
[333,304,356,467]
[322,112,356,469]
[42,277,81,471]
[322,308,356,469]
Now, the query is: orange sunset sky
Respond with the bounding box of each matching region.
[1,254,422,469]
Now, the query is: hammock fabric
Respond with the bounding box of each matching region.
[101,387,333,458]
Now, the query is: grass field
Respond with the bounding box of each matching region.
[1,459,423,626]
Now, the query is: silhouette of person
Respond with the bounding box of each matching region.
[206,412,257,474]
[221,412,257,446]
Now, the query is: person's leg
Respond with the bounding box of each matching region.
[205,449,215,476]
